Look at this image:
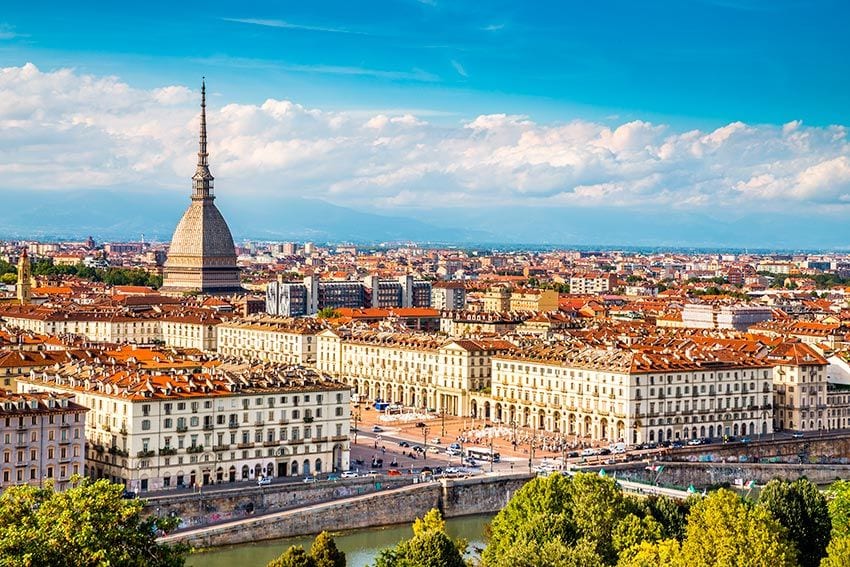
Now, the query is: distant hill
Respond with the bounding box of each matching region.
[0,189,847,250]
[0,190,492,244]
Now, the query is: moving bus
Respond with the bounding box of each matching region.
[465,446,500,463]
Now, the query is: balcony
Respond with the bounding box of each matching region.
[176,425,188,433]
[303,416,314,424]
[108,447,129,458]
[254,420,265,427]
[203,424,214,431]
[212,444,230,452]
[263,441,279,447]
[236,442,254,449]
[228,422,239,429]
[136,450,155,459]
[158,447,177,456]
[278,419,289,425]
[186,445,204,454]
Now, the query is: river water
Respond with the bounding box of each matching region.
[186,514,493,567]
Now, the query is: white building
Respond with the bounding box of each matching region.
[19,360,350,493]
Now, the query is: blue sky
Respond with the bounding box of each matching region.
[2,0,848,126]
[1,1,850,247]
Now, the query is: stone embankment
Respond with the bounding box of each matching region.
[160,472,534,548]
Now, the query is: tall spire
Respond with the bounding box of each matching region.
[192,77,215,200]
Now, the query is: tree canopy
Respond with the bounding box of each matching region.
[29,259,162,289]
[0,477,186,566]
[267,532,345,567]
[373,509,466,567]
[758,478,831,567]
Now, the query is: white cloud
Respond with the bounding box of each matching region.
[0,63,848,215]
[451,60,468,78]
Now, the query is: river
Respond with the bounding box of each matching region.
[186,514,493,567]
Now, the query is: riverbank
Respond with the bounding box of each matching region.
[162,472,533,548]
[186,514,494,567]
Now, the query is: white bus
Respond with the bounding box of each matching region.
[465,447,500,463]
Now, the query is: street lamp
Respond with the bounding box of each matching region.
[441,410,446,438]
[353,405,361,445]
[422,425,429,466]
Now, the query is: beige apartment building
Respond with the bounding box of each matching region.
[0,309,161,344]
[316,328,513,416]
[767,342,829,431]
[0,391,88,491]
[569,272,617,295]
[477,341,775,444]
[160,312,221,351]
[19,361,350,493]
[217,317,323,365]
[481,287,559,313]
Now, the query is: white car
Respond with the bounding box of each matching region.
[341,471,359,479]
[257,476,272,486]
[302,476,317,484]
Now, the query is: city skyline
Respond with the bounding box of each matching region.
[1,2,849,247]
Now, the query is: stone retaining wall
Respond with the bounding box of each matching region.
[163,472,536,548]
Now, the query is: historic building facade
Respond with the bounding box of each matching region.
[161,80,242,295]
[19,361,349,492]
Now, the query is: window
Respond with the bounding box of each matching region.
[141,420,151,431]
[142,404,151,417]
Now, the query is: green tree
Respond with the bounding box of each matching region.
[374,509,466,567]
[317,307,342,319]
[310,531,346,567]
[0,477,186,566]
[0,259,15,276]
[759,478,831,567]
[612,514,662,555]
[0,273,16,285]
[496,537,604,567]
[645,495,690,541]
[679,489,797,567]
[268,546,316,567]
[568,473,627,563]
[483,473,575,565]
[821,534,850,567]
[484,472,635,566]
[826,480,850,537]
[617,539,683,567]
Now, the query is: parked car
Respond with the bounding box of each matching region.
[430,438,441,444]
[326,474,340,481]
[427,446,440,453]
[372,425,383,433]
[398,440,410,447]
[257,476,272,486]
[598,448,611,456]
[415,422,426,428]
[302,476,317,484]
[687,438,702,446]
[121,490,137,499]
[412,445,425,453]
[567,451,580,458]
[792,432,805,439]
[581,448,598,457]
[341,471,359,479]
[671,441,684,449]
[387,469,402,476]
